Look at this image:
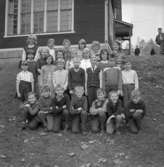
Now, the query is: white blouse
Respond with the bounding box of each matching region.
[16,71,34,83]
[122,69,139,89]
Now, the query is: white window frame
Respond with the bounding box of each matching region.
[4,0,75,37]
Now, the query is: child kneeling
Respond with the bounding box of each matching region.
[89,89,107,133]
[126,89,146,134]
[48,85,70,132]
[70,86,88,133]
[106,91,125,134]
[19,92,40,130]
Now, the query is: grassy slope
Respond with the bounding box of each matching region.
[0,56,164,167]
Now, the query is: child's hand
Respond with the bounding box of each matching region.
[56,106,59,109]
[69,90,73,94]
[118,90,123,96]
[130,109,135,113]
[62,105,66,109]
[136,109,143,113]
[17,93,21,98]
[133,111,142,118]
[24,104,30,108]
[78,107,82,111]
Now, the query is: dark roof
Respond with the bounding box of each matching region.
[114,19,133,38]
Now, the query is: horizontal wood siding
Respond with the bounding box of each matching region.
[0,0,105,49]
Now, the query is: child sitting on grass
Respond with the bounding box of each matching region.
[122,61,139,106]
[106,91,125,134]
[89,88,107,133]
[70,86,88,133]
[49,85,70,132]
[37,85,52,129]
[16,61,34,101]
[126,89,146,134]
[19,92,39,130]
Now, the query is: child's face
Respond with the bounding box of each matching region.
[132,96,141,104]
[83,50,90,59]
[21,64,28,71]
[28,94,36,104]
[73,60,80,69]
[113,43,119,51]
[124,63,131,70]
[57,62,64,70]
[110,92,119,104]
[55,88,64,97]
[41,90,51,98]
[97,92,105,100]
[48,40,54,48]
[101,51,108,61]
[28,38,35,45]
[75,87,84,98]
[46,56,53,65]
[27,53,34,60]
[57,51,64,59]
[79,43,85,50]
[64,42,70,49]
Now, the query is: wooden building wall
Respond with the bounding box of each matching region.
[0,0,105,49]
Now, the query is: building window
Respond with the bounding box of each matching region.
[5,0,74,36]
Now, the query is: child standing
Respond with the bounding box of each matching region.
[16,61,34,101]
[102,58,122,97]
[68,57,85,95]
[49,85,70,132]
[77,38,87,59]
[86,56,101,107]
[37,86,52,129]
[122,61,139,106]
[126,90,146,134]
[89,89,107,133]
[19,92,40,130]
[52,59,68,92]
[70,86,88,133]
[62,39,72,62]
[106,91,125,134]
[40,55,56,94]
[47,38,56,62]
[80,47,91,71]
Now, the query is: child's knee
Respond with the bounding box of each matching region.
[28,118,39,130]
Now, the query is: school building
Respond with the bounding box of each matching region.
[0,0,132,55]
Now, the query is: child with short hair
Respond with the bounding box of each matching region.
[19,92,40,130]
[68,57,85,94]
[52,59,68,92]
[102,58,122,96]
[106,91,125,134]
[56,49,65,62]
[122,61,139,106]
[37,85,52,129]
[62,39,72,62]
[16,61,34,101]
[70,86,88,133]
[86,56,101,107]
[49,85,70,132]
[126,90,146,134]
[40,55,56,94]
[47,38,56,62]
[80,47,91,71]
[89,88,107,132]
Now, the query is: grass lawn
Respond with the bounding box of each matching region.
[0,56,164,167]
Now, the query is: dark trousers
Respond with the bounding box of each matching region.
[87,86,98,108]
[122,84,135,107]
[19,80,32,101]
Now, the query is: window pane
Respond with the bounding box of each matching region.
[61,0,72,10]
[47,0,58,10]
[47,12,58,32]
[34,0,44,33]
[7,0,18,35]
[47,0,58,32]
[60,10,72,32]
[20,0,31,34]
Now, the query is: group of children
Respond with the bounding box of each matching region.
[16,35,146,134]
